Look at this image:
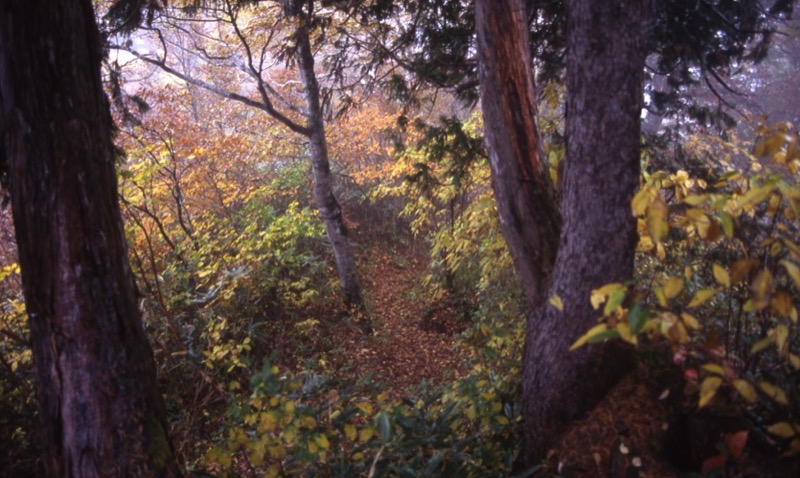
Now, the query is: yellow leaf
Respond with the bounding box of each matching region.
[767,422,797,439]
[781,260,800,289]
[590,283,625,310]
[569,324,611,351]
[669,321,689,344]
[357,402,373,416]
[751,336,774,354]
[783,239,800,261]
[739,184,773,207]
[656,241,666,260]
[699,376,722,408]
[283,426,297,443]
[759,381,789,405]
[301,415,317,430]
[733,379,757,403]
[731,259,759,284]
[701,363,725,376]
[663,276,684,299]
[358,427,374,443]
[617,323,638,346]
[259,412,277,433]
[770,291,794,317]
[785,438,800,457]
[647,195,669,243]
[631,188,651,216]
[775,324,789,358]
[751,269,776,309]
[683,194,709,206]
[790,354,800,370]
[655,287,668,308]
[681,312,701,330]
[248,441,265,467]
[549,294,564,311]
[688,289,716,308]
[713,263,730,288]
[314,434,330,450]
[344,424,356,442]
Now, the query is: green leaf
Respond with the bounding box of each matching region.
[590,283,626,310]
[720,212,734,237]
[739,185,773,207]
[604,288,626,316]
[376,411,392,443]
[587,329,621,344]
[627,301,649,335]
[570,324,612,351]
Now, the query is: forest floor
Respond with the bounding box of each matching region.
[323,243,467,398]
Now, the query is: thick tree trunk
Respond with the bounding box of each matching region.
[293,17,364,313]
[475,0,561,305]
[522,0,653,463]
[0,0,182,476]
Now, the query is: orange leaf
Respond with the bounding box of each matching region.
[725,431,748,459]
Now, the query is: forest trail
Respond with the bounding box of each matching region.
[328,246,465,397]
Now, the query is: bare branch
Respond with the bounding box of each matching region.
[114,45,312,136]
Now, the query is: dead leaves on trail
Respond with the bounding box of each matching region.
[328,249,465,397]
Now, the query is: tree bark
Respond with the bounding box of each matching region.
[292,9,364,313]
[0,0,182,476]
[475,0,561,306]
[522,0,653,463]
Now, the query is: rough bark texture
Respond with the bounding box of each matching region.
[475,0,561,305]
[522,0,653,464]
[293,10,364,312]
[0,0,182,476]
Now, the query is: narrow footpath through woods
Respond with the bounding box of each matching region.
[327,247,465,397]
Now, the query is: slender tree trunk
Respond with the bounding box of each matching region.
[522,0,653,463]
[475,0,561,306]
[293,15,364,312]
[0,0,182,475]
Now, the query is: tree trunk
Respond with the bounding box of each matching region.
[521,0,653,463]
[0,0,182,476]
[475,0,561,306]
[293,15,364,312]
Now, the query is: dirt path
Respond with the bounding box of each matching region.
[328,248,464,396]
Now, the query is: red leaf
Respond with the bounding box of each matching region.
[701,454,727,474]
[684,368,698,381]
[725,430,748,459]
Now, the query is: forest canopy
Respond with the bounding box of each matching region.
[1,0,799,476]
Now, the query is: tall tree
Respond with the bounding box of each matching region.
[526,0,652,462]
[475,0,560,305]
[0,0,182,475]
[108,0,366,312]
